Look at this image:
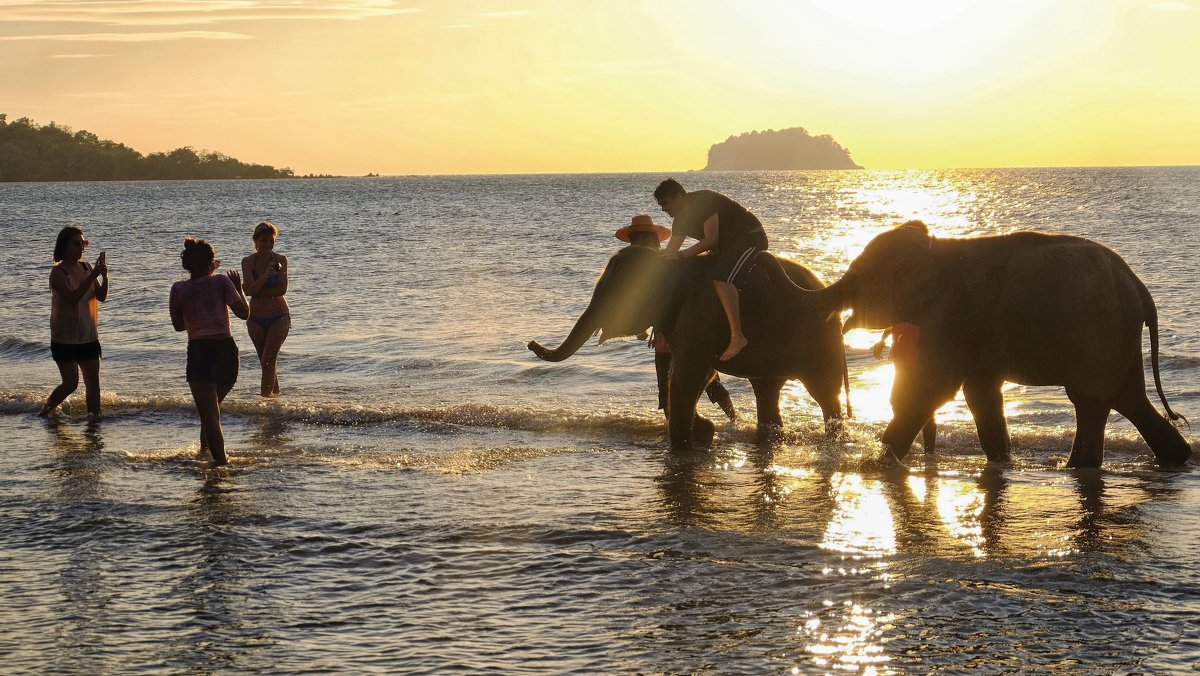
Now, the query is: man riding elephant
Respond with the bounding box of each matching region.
[654,179,769,362]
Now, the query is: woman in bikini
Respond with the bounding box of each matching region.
[240,221,290,398]
[40,226,110,417]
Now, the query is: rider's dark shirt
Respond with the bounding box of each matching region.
[671,189,764,248]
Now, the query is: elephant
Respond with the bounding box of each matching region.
[527,245,849,450]
[760,219,1192,468]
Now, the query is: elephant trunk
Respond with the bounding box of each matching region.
[527,307,600,362]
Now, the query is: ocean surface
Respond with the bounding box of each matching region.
[1,168,1198,674]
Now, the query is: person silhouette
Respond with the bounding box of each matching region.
[40,226,109,418]
[617,214,737,421]
[653,179,768,362]
[169,237,250,466]
[241,221,290,398]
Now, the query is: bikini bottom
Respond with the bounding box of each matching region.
[248,312,289,331]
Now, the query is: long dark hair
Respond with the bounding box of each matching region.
[53,226,83,262]
[180,237,216,277]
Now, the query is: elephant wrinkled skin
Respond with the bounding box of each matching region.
[762,220,1192,468]
[527,246,848,449]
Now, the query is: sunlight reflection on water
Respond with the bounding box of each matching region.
[803,473,897,673]
[934,478,987,558]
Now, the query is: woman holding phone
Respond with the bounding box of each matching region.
[40,226,109,418]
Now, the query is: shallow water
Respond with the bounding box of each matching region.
[1,169,1198,673]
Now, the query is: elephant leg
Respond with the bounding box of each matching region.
[668,361,712,451]
[963,377,1010,463]
[921,417,937,454]
[749,377,786,441]
[881,395,943,463]
[1065,388,1110,469]
[808,373,845,437]
[1111,365,1193,465]
[883,364,955,462]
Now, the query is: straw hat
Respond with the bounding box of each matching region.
[615,214,671,243]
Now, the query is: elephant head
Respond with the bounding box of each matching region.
[528,246,685,362]
[799,220,944,330]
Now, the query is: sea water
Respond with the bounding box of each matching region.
[1,169,1198,673]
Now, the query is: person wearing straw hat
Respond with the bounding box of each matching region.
[653,178,768,362]
[617,215,737,421]
[615,213,672,249]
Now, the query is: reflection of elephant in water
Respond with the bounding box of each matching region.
[762,220,1192,468]
[527,246,848,449]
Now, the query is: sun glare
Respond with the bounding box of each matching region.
[810,0,983,35]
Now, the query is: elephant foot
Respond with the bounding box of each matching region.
[1151,443,1193,467]
[755,422,784,444]
[670,416,716,451]
[984,455,1013,468]
[691,416,716,448]
[982,450,1012,465]
[824,417,845,440]
[860,447,909,475]
[1065,449,1102,469]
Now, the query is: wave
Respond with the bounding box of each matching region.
[4,390,1196,463]
[0,390,666,437]
[0,335,45,360]
[1158,353,1200,371]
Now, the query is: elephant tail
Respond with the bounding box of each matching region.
[1141,280,1189,427]
[842,344,853,419]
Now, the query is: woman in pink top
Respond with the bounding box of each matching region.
[169,237,249,466]
[39,226,109,417]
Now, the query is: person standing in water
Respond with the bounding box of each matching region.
[616,215,737,421]
[654,179,768,361]
[170,237,249,466]
[40,226,109,418]
[240,221,290,398]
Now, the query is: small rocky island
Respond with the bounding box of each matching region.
[703,127,862,171]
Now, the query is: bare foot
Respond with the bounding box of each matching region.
[195,448,213,462]
[719,335,749,361]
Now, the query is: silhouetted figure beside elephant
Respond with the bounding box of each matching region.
[761,219,1192,469]
[615,214,737,422]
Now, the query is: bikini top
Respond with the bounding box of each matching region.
[252,259,278,287]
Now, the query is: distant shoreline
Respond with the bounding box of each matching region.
[2,165,1196,185]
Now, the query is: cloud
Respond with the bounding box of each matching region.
[49,52,110,58]
[1149,1,1194,9]
[0,30,249,41]
[0,1,421,27]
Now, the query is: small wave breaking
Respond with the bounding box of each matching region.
[0,335,45,360]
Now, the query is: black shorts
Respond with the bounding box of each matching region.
[712,230,768,287]
[51,340,102,363]
[186,337,239,389]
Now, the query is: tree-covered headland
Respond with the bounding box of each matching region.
[0,114,295,182]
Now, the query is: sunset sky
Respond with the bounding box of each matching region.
[2,0,1197,175]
